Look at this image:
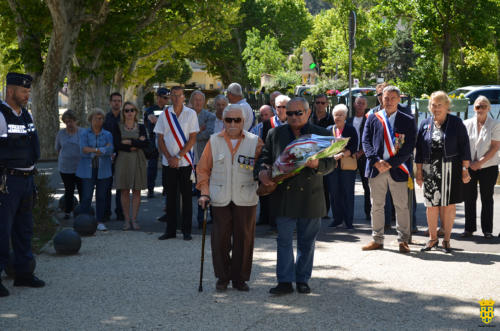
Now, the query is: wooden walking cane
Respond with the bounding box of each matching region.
[198,206,208,292]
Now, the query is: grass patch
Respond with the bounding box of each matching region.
[32,171,58,253]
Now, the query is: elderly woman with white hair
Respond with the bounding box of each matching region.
[326,104,358,229]
[76,109,114,231]
[197,104,264,292]
[463,96,500,239]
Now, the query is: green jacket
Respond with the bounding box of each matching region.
[254,123,336,219]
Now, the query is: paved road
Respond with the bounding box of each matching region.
[0,161,497,330]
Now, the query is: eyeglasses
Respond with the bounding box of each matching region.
[286,110,304,117]
[475,104,488,110]
[124,108,136,113]
[315,101,327,105]
[224,117,242,123]
[276,105,287,109]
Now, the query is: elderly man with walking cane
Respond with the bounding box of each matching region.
[197,104,263,292]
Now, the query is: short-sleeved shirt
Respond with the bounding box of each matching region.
[154,105,199,167]
[464,116,500,168]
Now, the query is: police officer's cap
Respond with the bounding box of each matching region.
[157,87,170,96]
[6,72,32,88]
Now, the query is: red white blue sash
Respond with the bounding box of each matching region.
[374,111,409,175]
[164,109,194,169]
[270,115,281,128]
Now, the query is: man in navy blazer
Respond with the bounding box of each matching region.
[361,86,416,253]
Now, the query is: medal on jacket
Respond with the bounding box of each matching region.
[238,155,255,170]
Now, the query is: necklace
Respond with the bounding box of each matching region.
[434,120,442,129]
[124,122,136,130]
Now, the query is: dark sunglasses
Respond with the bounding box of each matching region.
[276,105,287,109]
[159,96,169,99]
[286,110,304,117]
[224,117,242,123]
[315,101,326,105]
[124,108,136,113]
[475,104,488,110]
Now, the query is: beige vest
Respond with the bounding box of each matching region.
[209,131,259,207]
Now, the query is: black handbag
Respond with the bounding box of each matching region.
[142,142,159,160]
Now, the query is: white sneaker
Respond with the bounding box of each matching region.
[97,223,108,231]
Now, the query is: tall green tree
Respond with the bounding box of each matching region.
[194,0,312,87]
[242,28,286,86]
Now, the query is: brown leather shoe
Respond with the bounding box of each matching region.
[362,241,384,251]
[216,280,229,291]
[399,242,410,253]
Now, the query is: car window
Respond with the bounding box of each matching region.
[474,90,499,104]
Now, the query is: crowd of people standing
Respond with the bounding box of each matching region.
[1,70,498,299]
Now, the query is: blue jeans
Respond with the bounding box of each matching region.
[276,217,321,283]
[326,168,356,227]
[147,157,158,191]
[81,169,112,223]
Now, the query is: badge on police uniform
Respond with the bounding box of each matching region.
[237,155,255,170]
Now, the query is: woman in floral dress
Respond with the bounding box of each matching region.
[415,91,471,253]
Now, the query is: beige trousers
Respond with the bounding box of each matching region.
[368,171,410,244]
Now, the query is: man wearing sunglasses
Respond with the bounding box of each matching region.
[197,104,263,292]
[227,82,255,131]
[310,94,334,128]
[310,94,334,219]
[257,95,290,228]
[256,97,335,295]
[144,87,170,199]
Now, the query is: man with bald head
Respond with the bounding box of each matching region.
[347,96,370,219]
[251,105,273,137]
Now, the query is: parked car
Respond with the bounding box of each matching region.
[448,85,500,119]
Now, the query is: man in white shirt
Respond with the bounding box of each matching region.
[227,82,255,131]
[213,95,228,134]
[154,86,199,241]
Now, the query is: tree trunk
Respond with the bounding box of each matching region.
[441,30,451,90]
[124,85,136,104]
[68,70,88,126]
[86,73,110,111]
[31,76,60,161]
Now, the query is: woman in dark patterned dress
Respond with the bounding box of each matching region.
[415,91,471,253]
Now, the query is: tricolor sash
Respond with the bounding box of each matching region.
[270,115,281,128]
[164,109,195,170]
[374,111,409,176]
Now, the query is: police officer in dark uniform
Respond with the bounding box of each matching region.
[0,72,45,297]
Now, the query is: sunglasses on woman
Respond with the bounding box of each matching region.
[474,104,488,110]
[124,108,136,113]
[224,117,242,123]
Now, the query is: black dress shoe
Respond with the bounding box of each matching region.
[158,234,176,240]
[232,281,249,291]
[147,189,154,198]
[269,282,294,295]
[13,275,45,288]
[420,239,439,252]
[296,282,311,294]
[0,281,9,297]
[216,280,229,291]
[183,234,192,241]
[484,233,493,239]
[461,231,473,238]
[157,214,168,223]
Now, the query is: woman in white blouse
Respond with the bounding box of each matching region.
[462,96,500,239]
